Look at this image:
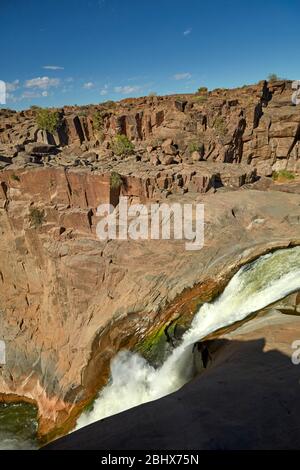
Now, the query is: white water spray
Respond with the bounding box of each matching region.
[76,246,300,429]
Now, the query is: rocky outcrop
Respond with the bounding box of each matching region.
[0,81,300,441]
[1,80,299,181]
[0,163,300,439]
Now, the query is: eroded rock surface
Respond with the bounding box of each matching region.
[0,166,300,437]
[1,80,299,188]
[0,80,300,439]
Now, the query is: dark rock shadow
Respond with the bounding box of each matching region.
[43,338,300,450]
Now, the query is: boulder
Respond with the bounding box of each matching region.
[160,155,174,165]
[25,143,57,156]
[191,150,201,162]
[81,151,98,163]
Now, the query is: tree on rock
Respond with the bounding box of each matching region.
[35,108,61,134]
[111,134,134,157]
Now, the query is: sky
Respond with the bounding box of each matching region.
[1,0,300,110]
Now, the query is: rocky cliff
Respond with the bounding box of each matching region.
[0,80,300,441]
[1,80,299,191]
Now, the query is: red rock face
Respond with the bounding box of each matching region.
[1,80,299,178]
[0,162,299,439]
[0,81,299,441]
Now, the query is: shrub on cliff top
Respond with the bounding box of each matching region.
[268,73,280,82]
[101,100,116,109]
[110,171,123,189]
[197,86,208,94]
[35,108,61,134]
[111,134,134,157]
[194,95,208,104]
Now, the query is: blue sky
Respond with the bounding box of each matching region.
[1,0,300,110]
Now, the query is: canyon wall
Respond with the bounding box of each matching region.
[0,80,300,440]
[0,166,300,437]
[1,80,300,179]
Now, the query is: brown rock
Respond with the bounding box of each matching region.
[25,143,57,155]
[191,150,201,162]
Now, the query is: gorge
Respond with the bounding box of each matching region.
[0,79,300,449]
[2,246,300,449]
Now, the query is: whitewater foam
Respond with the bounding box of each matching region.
[76,246,300,429]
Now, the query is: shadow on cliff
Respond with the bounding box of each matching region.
[42,337,300,450]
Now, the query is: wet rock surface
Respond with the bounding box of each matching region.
[44,311,300,450]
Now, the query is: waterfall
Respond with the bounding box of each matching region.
[76,246,300,429]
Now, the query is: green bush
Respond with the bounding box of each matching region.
[110,172,123,189]
[197,86,208,94]
[30,105,40,113]
[272,170,295,181]
[194,95,208,103]
[78,110,88,117]
[189,141,203,153]
[101,100,116,108]
[93,110,106,132]
[29,207,45,228]
[214,116,227,137]
[111,134,134,156]
[93,110,109,142]
[35,108,61,134]
[268,73,280,82]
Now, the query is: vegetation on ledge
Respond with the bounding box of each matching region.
[111,134,134,157]
[272,169,295,182]
[35,108,61,134]
[28,207,45,228]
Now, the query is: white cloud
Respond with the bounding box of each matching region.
[21,91,47,99]
[65,77,74,83]
[6,80,20,92]
[83,81,95,89]
[100,84,109,96]
[114,85,141,95]
[183,28,192,36]
[43,65,64,70]
[25,76,60,90]
[173,72,192,81]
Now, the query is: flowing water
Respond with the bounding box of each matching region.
[0,402,38,449]
[1,246,300,447]
[76,246,300,429]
